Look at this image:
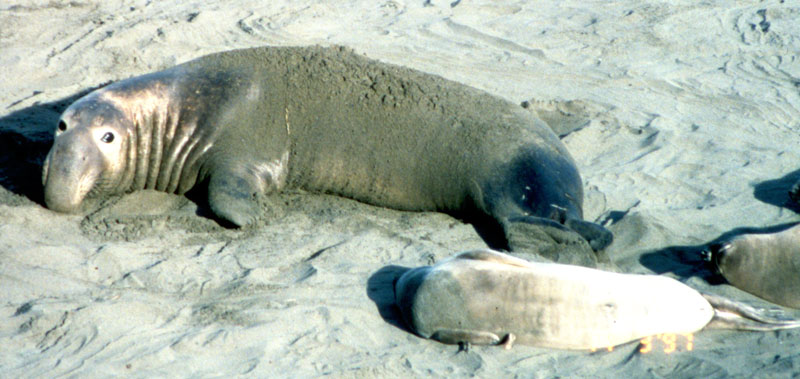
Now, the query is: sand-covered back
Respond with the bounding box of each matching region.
[2,1,800,377]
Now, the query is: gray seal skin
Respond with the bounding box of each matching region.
[395,249,800,350]
[708,224,800,308]
[42,46,611,252]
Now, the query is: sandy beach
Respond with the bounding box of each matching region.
[2,0,800,377]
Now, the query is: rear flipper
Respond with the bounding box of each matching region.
[565,218,614,251]
[544,203,613,251]
[430,329,516,350]
[703,293,800,331]
[503,216,599,267]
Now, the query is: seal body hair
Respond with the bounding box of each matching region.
[709,224,800,309]
[42,46,610,251]
[395,249,800,350]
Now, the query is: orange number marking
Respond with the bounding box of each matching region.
[660,334,677,354]
[639,336,653,354]
[683,333,694,351]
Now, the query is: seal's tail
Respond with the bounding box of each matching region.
[703,293,800,331]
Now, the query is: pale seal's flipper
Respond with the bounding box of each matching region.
[42,46,610,259]
[395,249,800,350]
[430,330,503,346]
[706,224,800,309]
[703,293,800,331]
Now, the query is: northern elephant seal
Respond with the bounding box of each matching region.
[395,249,800,350]
[42,46,611,254]
[707,224,800,308]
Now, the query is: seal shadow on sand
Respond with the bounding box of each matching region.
[639,222,800,285]
[0,90,95,205]
[640,171,800,285]
[753,168,800,213]
[366,265,414,333]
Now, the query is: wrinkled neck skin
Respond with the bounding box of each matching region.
[44,70,215,213]
[104,75,214,195]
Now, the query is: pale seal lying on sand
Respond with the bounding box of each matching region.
[707,224,800,309]
[395,249,800,350]
[42,46,611,254]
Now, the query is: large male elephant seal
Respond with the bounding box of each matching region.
[707,224,800,308]
[42,46,611,255]
[395,249,800,350]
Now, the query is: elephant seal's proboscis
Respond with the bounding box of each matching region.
[395,249,800,350]
[42,46,611,260]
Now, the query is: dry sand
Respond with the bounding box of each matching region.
[2,0,800,377]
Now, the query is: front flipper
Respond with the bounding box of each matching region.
[430,329,515,349]
[503,216,598,267]
[207,170,264,227]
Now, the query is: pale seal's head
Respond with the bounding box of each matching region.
[42,91,132,213]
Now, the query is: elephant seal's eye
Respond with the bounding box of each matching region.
[57,121,67,131]
[101,132,115,143]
